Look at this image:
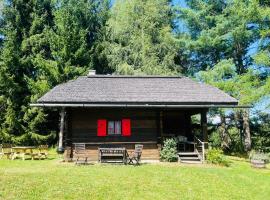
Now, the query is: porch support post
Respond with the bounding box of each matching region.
[160,111,163,137]
[58,107,65,153]
[201,110,208,144]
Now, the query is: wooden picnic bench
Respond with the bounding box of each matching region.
[12,146,36,160]
[98,147,128,164]
[11,145,49,160]
[1,144,13,159]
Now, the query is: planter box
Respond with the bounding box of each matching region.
[251,159,266,168]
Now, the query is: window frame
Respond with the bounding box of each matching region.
[107,120,122,136]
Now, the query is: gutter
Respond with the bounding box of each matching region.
[30,103,251,108]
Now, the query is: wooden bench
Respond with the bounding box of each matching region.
[98,148,127,164]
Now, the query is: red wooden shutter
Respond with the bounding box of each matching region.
[122,119,131,136]
[97,119,107,136]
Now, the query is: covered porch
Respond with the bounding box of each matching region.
[56,106,209,162]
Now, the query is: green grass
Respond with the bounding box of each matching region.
[0,156,269,200]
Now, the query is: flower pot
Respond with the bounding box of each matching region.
[251,159,266,168]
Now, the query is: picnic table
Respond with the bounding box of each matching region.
[12,146,36,160]
[98,147,128,164]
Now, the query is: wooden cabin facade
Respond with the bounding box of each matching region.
[64,107,208,160]
[32,71,238,161]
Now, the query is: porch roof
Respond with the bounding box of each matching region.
[34,75,239,107]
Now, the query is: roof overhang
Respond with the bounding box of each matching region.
[30,103,250,109]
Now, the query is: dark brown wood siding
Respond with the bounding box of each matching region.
[69,108,158,143]
[66,108,204,160]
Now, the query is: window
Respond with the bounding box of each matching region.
[108,121,121,135]
[97,119,131,137]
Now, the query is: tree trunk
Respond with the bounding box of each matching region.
[219,114,231,150]
[234,109,244,150]
[243,109,251,151]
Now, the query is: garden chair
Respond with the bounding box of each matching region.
[128,144,143,165]
[39,145,49,159]
[74,143,89,164]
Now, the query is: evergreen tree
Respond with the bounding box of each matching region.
[254,1,270,103]
[0,0,56,144]
[176,0,268,152]
[197,59,265,151]
[0,0,109,145]
[104,0,180,75]
[176,0,261,75]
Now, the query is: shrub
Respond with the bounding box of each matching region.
[160,138,178,162]
[206,148,230,166]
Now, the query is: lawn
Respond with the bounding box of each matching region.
[0,156,269,200]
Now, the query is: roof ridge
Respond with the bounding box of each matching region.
[85,75,183,78]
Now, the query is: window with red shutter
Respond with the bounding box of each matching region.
[122,119,131,136]
[97,119,107,136]
[108,120,121,135]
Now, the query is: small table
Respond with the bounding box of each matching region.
[12,146,36,160]
[98,147,128,164]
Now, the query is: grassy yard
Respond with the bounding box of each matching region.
[0,156,269,200]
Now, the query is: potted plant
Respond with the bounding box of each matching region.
[249,151,269,168]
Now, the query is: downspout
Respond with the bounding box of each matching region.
[57,107,65,153]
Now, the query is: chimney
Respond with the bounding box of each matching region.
[88,70,96,76]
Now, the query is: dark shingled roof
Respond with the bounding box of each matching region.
[37,75,238,106]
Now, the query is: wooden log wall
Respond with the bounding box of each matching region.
[70,108,159,143]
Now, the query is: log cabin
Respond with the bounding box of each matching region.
[32,70,239,162]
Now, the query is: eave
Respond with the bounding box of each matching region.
[30,103,250,109]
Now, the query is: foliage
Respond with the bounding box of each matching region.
[0,0,269,152]
[176,0,269,153]
[206,148,230,166]
[250,112,270,152]
[0,0,109,145]
[103,0,180,75]
[253,2,270,107]
[160,138,178,162]
[176,0,261,75]
[197,59,264,152]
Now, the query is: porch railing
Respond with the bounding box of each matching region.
[194,136,208,162]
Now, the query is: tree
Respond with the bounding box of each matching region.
[0,0,51,144]
[198,59,265,151]
[253,1,270,107]
[176,0,261,74]
[104,0,180,75]
[176,0,269,152]
[250,112,270,152]
[0,0,110,145]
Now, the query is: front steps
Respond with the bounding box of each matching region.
[177,152,202,164]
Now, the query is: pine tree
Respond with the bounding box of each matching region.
[0,0,55,144]
[0,0,110,145]
[197,59,265,151]
[176,0,261,74]
[253,1,270,103]
[176,0,268,152]
[104,0,180,75]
